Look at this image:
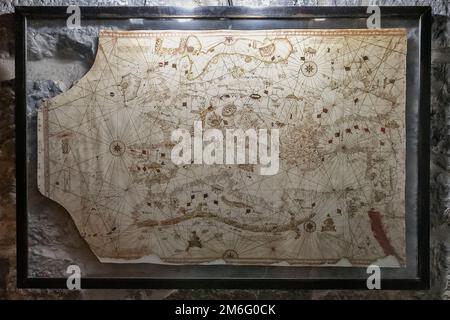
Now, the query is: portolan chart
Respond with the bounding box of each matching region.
[37,29,407,266]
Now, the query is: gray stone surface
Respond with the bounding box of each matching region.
[1,0,229,13]
[28,27,98,62]
[0,0,449,300]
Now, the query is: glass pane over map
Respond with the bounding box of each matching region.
[37,29,407,266]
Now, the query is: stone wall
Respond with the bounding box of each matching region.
[0,0,448,300]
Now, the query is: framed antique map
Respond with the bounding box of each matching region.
[16,6,431,289]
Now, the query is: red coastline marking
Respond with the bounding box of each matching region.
[368,208,400,260]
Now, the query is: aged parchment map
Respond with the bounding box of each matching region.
[38,29,407,266]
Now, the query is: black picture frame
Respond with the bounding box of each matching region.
[15,5,431,290]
